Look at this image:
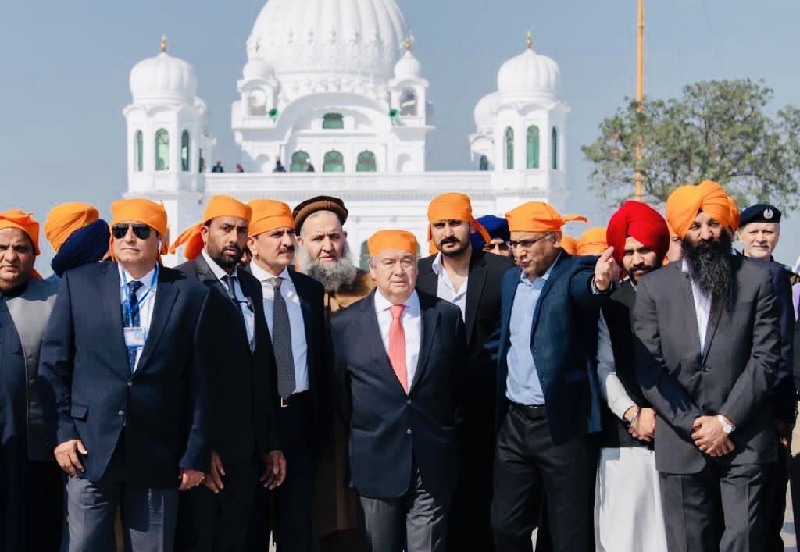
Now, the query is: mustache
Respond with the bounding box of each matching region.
[440,237,461,245]
[279,246,295,253]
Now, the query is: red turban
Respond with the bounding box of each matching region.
[606,201,670,268]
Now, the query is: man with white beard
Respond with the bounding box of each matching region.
[292,196,373,552]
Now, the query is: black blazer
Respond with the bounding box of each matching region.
[177,256,280,462]
[39,262,213,488]
[331,290,467,500]
[417,249,514,359]
[287,269,330,456]
[634,256,781,474]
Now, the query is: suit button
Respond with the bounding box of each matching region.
[406,429,412,435]
[118,410,125,416]
[29,379,36,385]
[127,382,133,387]
[406,400,411,405]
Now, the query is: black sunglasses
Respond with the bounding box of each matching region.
[112,224,152,240]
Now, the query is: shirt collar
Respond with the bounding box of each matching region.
[201,249,238,283]
[374,288,420,314]
[250,260,290,284]
[431,252,444,276]
[118,263,158,291]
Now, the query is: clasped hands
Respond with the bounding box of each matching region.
[623,406,656,442]
[691,415,735,457]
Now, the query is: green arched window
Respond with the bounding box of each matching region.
[134,130,143,172]
[323,113,344,130]
[155,129,169,171]
[291,151,309,172]
[181,130,190,172]
[479,155,488,171]
[527,126,540,169]
[356,151,377,172]
[323,150,345,173]
[505,127,514,170]
[551,127,558,170]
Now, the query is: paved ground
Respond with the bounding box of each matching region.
[784,485,797,551]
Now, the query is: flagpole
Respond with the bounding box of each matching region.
[636,0,644,201]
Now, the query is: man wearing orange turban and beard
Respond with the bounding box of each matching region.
[633,181,781,552]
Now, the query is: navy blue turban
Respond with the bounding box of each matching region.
[470,215,510,250]
[51,219,110,277]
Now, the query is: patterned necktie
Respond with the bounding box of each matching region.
[222,275,238,302]
[125,280,144,373]
[271,278,296,399]
[388,304,408,393]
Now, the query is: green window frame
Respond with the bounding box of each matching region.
[181,130,190,172]
[322,113,344,130]
[551,127,558,170]
[323,150,345,173]
[155,129,169,171]
[134,130,143,172]
[356,151,377,172]
[290,151,310,172]
[505,127,514,170]
[527,126,540,169]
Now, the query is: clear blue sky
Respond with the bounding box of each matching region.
[3,0,800,271]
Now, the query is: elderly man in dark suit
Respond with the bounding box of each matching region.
[416,193,513,552]
[490,202,615,552]
[634,181,780,552]
[170,195,285,552]
[39,199,213,552]
[331,230,467,552]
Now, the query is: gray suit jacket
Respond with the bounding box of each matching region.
[6,278,58,461]
[633,256,780,474]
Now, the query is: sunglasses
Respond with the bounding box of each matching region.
[112,224,152,240]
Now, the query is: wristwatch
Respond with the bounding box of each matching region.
[717,415,735,435]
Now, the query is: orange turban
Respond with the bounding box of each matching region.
[367,230,418,257]
[505,202,588,234]
[577,227,608,256]
[427,193,491,245]
[665,180,731,239]
[44,202,99,253]
[0,210,40,255]
[248,200,295,237]
[111,199,169,254]
[561,236,578,255]
[169,195,252,260]
[727,196,740,231]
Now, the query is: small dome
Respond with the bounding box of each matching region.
[394,50,421,80]
[497,45,560,99]
[243,55,275,81]
[130,43,197,104]
[473,92,497,130]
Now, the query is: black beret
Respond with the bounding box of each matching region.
[292,196,348,233]
[739,204,781,227]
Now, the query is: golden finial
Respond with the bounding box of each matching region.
[255,40,261,53]
[526,31,533,49]
[161,35,168,53]
[403,36,413,52]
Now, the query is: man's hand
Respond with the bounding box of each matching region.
[776,419,789,449]
[628,408,656,442]
[54,439,87,476]
[203,451,225,493]
[261,450,287,490]
[178,469,205,491]
[692,416,735,457]
[593,247,616,292]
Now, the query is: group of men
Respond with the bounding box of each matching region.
[0,180,798,552]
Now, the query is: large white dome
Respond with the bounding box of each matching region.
[497,44,560,100]
[130,44,197,104]
[248,0,408,87]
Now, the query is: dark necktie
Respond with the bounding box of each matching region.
[271,278,296,399]
[221,275,238,303]
[124,280,144,372]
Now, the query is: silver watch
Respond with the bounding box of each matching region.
[717,415,734,435]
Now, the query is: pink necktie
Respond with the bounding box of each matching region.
[388,304,408,393]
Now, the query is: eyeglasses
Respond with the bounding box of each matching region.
[112,224,152,240]
[484,242,510,253]
[508,233,554,250]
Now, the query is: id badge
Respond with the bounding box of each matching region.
[123,327,146,348]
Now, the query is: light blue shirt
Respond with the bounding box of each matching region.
[505,258,559,405]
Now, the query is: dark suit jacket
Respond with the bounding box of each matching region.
[287,269,330,455]
[331,290,467,500]
[764,260,796,422]
[39,262,213,488]
[177,256,280,463]
[633,257,780,474]
[495,253,607,444]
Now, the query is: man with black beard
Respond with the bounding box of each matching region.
[171,195,286,551]
[416,193,514,552]
[293,196,373,552]
[634,181,780,552]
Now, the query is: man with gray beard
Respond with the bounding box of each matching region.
[293,196,373,552]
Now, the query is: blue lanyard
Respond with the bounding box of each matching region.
[122,264,159,327]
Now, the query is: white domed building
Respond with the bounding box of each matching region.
[124,1,572,264]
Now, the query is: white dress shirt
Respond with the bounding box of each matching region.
[250,262,309,393]
[202,250,256,351]
[682,260,712,350]
[596,312,636,420]
[374,289,422,390]
[431,253,468,321]
[119,263,158,371]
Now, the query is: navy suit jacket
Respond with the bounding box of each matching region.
[39,262,213,488]
[331,290,467,499]
[495,253,607,444]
